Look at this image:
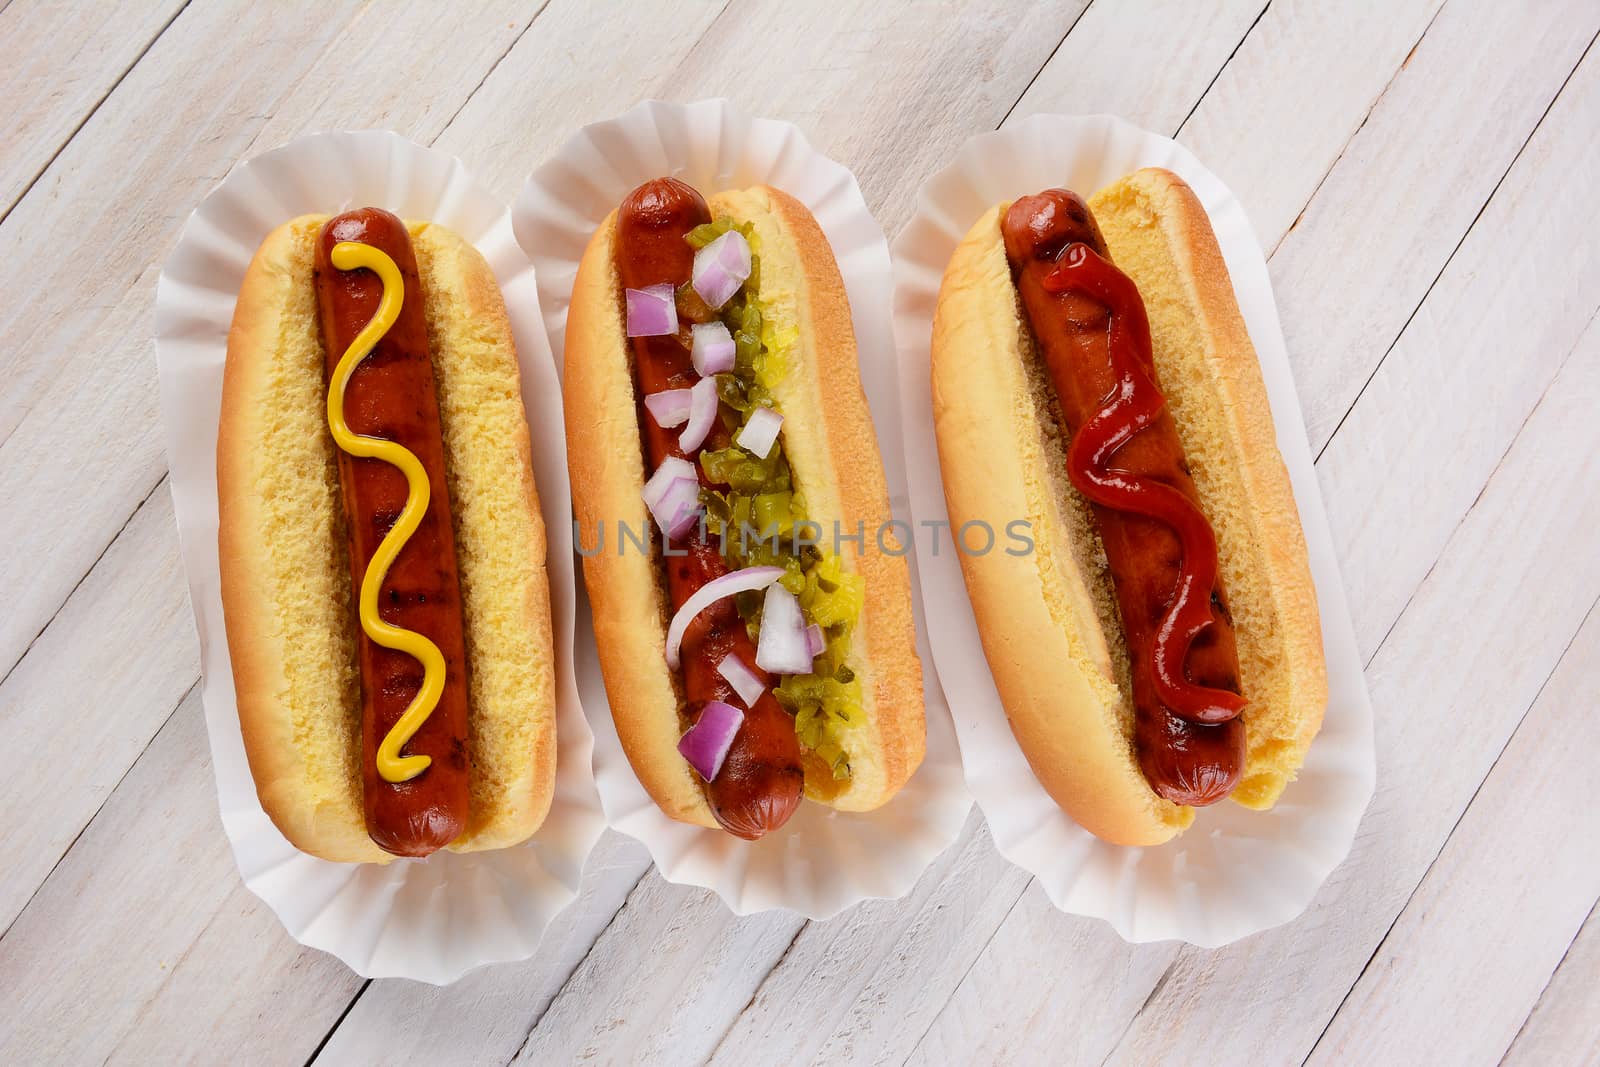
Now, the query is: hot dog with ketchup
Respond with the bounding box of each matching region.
[565,179,924,838]
[219,207,557,863]
[931,169,1327,846]
[1001,190,1247,807]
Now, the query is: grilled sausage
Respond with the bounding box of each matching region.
[1002,190,1246,806]
[315,207,471,855]
[615,178,805,838]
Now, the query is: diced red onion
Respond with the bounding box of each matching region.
[756,584,813,674]
[645,479,700,540]
[717,654,766,708]
[678,375,720,454]
[804,623,825,658]
[666,566,785,670]
[641,455,695,506]
[626,283,678,337]
[691,230,752,310]
[735,406,783,459]
[691,322,736,376]
[678,700,744,781]
[642,456,701,540]
[643,388,693,429]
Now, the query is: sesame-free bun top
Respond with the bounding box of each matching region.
[930,168,1326,846]
[218,216,556,864]
[563,185,925,828]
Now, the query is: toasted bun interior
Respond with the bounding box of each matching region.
[218,215,556,863]
[563,185,924,828]
[931,168,1326,845]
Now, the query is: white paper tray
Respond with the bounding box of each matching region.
[891,114,1377,946]
[513,99,972,918]
[154,130,606,983]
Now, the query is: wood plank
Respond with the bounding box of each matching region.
[1179,0,1445,246]
[0,265,170,683]
[0,689,364,1065]
[0,0,537,685]
[431,0,732,198]
[0,481,195,932]
[1,0,359,431]
[1274,0,1599,451]
[906,887,1170,1067]
[1310,588,1600,1061]
[1102,178,1600,1064]
[1503,899,1600,1064]
[1009,0,1266,135]
[708,817,1032,1066]
[312,832,653,1065]
[1318,31,1600,656]
[0,0,188,216]
[645,0,1094,236]
[1111,426,1600,1055]
[514,874,805,1064]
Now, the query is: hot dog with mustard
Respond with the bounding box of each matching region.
[219,208,557,863]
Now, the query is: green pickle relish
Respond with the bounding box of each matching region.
[684,217,864,782]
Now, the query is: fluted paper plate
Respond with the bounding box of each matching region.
[892,114,1376,946]
[513,99,971,918]
[154,130,606,983]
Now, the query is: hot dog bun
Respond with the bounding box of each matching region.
[931,168,1325,846]
[219,215,556,864]
[565,185,924,828]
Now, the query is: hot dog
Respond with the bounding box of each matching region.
[565,179,925,838]
[999,191,1245,807]
[931,168,1326,846]
[615,179,804,839]
[313,208,472,856]
[218,208,557,863]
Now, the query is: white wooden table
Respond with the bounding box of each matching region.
[4,0,1598,1062]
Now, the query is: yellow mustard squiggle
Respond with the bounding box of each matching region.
[326,241,443,784]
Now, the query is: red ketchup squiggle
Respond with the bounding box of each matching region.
[1045,243,1246,727]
